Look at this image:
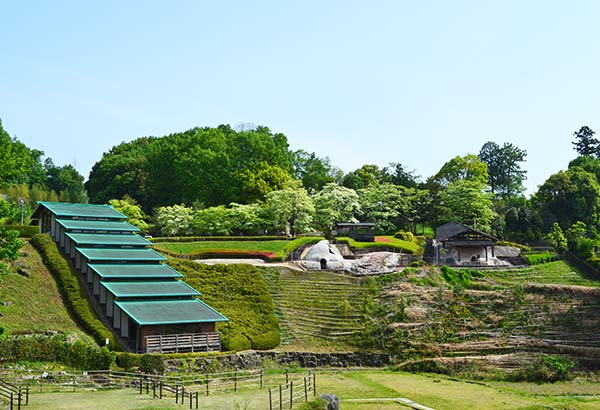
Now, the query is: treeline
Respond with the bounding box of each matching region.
[0,119,86,224]
[5,119,600,256]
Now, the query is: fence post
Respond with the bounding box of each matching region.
[10,392,13,410]
[26,386,29,405]
[160,381,163,399]
[260,369,263,389]
[304,377,308,402]
[195,391,199,409]
[175,385,179,404]
[289,381,293,409]
[269,388,273,410]
[234,371,237,392]
[205,374,209,396]
[279,384,283,410]
[153,380,156,398]
[189,392,193,410]
[139,378,143,394]
[313,373,316,396]
[285,369,289,384]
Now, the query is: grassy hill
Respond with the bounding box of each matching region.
[0,241,90,340]
[356,261,600,375]
[261,268,368,351]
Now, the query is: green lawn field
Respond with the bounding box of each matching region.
[24,370,600,410]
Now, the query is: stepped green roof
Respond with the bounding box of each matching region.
[34,202,126,219]
[89,264,183,279]
[66,233,151,247]
[57,219,140,232]
[77,248,167,262]
[115,299,228,325]
[102,281,200,298]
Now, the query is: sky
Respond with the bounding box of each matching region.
[2,1,600,194]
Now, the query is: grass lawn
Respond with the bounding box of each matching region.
[336,235,421,254]
[25,370,600,410]
[0,241,90,339]
[317,370,600,410]
[485,260,600,287]
[153,237,322,261]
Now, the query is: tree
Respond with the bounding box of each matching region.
[572,126,599,157]
[292,150,342,192]
[86,125,295,210]
[544,222,567,250]
[265,185,314,236]
[0,119,45,188]
[108,196,149,233]
[154,204,194,237]
[537,167,600,230]
[436,180,497,233]
[45,159,87,203]
[427,154,488,192]
[0,227,23,273]
[312,183,361,237]
[479,141,527,199]
[383,162,419,188]
[341,164,387,190]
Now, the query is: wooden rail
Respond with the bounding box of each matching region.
[0,379,28,410]
[269,373,316,410]
[145,332,221,353]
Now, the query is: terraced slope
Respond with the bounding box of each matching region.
[261,268,368,351]
[368,262,600,371]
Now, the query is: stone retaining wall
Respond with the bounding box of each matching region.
[164,351,391,373]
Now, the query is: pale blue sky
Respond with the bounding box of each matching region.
[2,1,599,194]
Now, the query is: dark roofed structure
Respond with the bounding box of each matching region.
[434,222,499,266]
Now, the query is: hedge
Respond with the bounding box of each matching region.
[150,236,289,243]
[3,224,40,238]
[0,335,115,369]
[30,234,120,350]
[168,260,280,351]
[523,251,559,265]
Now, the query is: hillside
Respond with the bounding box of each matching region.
[357,261,600,373]
[0,241,90,339]
[261,267,368,351]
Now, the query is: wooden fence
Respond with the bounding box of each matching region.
[0,379,29,410]
[268,373,316,410]
[145,332,221,353]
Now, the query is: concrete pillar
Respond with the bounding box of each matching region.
[113,305,121,329]
[93,275,99,296]
[65,237,71,254]
[50,216,56,239]
[87,268,93,284]
[59,227,65,248]
[121,314,129,338]
[107,294,114,317]
[100,285,106,304]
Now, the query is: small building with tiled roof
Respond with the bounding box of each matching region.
[32,201,228,353]
[433,222,499,266]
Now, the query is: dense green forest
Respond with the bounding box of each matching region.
[3,118,600,264]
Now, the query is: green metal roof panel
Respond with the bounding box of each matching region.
[115,299,228,325]
[77,247,167,262]
[57,219,140,232]
[101,281,200,298]
[88,264,183,279]
[65,233,151,247]
[37,202,126,219]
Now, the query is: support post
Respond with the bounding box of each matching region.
[279,385,283,410]
[260,369,264,389]
[205,374,209,396]
[234,371,237,392]
[269,388,273,410]
[289,381,293,409]
[304,377,308,401]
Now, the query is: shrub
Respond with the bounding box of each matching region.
[30,234,119,350]
[512,355,576,382]
[116,352,141,370]
[524,251,559,265]
[169,260,280,351]
[249,330,281,350]
[140,354,165,374]
[3,225,40,238]
[225,334,252,351]
[0,335,115,369]
[394,230,415,242]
